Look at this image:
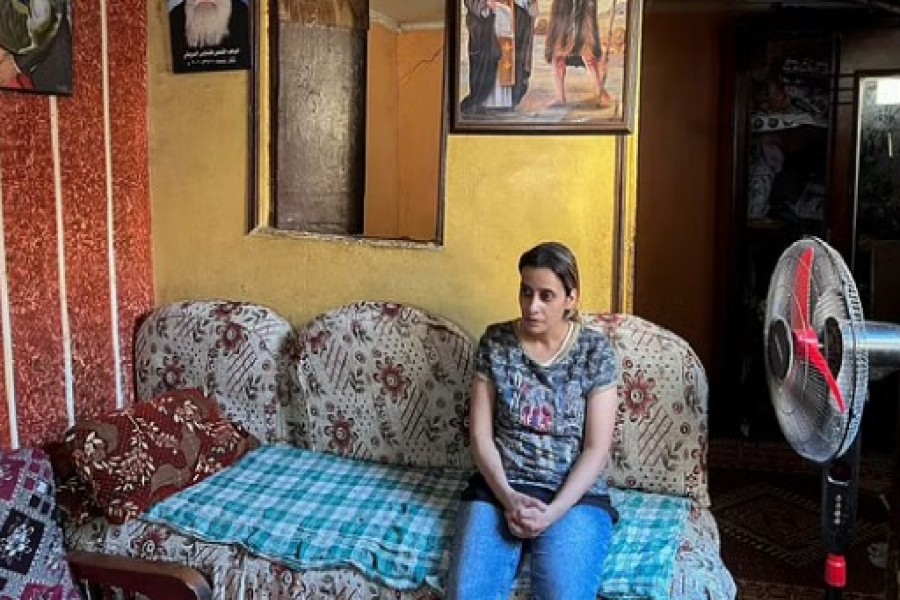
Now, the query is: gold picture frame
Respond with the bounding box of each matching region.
[447,0,642,134]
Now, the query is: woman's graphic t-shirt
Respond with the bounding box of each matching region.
[475,320,618,496]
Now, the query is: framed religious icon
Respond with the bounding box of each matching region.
[168,0,251,73]
[448,0,642,134]
[0,0,73,95]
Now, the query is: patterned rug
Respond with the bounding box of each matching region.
[709,440,891,599]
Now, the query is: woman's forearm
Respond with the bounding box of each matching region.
[547,446,609,519]
[471,435,516,508]
[469,376,517,509]
[548,386,618,520]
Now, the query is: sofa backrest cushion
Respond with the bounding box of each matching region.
[134,301,304,445]
[585,313,710,507]
[0,448,81,599]
[296,302,473,468]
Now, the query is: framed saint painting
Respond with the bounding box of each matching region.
[0,0,73,95]
[448,0,642,134]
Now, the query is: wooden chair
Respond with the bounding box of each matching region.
[68,551,212,600]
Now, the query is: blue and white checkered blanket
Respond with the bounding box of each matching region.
[588,489,690,599]
[144,445,691,597]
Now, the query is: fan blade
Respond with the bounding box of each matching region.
[793,246,815,329]
[796,332,846,413]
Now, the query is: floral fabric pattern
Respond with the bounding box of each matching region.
[0,448,81,600]
[133,300,304,445]
[585,313,712,507]
[60,301,731,600]
[64,389,259,524]
[297,302,474,468]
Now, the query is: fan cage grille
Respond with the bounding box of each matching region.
[764,237,868,463]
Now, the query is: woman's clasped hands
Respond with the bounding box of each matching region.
[504,490,558,538]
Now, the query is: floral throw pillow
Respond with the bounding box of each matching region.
[65,388,259,525]
[0,448,81,600]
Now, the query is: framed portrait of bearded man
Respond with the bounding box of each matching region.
[448,0,642,133]
[168,0,251,73]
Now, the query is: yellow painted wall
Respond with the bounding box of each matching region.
[149,2,629,338]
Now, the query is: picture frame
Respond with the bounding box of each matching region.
[0,0,73,96]
[250,0,447,244]
[167,0,251,74]
[447,0,642,134]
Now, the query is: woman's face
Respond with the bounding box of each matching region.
[518,266,577,336]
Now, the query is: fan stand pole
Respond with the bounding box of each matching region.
[822,434,862,600]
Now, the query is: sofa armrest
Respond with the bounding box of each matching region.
[67,550,212,600]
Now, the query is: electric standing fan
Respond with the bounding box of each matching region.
[764,236,900,599]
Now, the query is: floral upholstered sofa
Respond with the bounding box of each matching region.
[59,300,735,599]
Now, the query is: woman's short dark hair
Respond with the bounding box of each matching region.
[518,242,580,297]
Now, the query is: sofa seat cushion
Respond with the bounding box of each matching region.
[0,448,81,600]
[510,491,692,599]
[668,508,737,599]
[143,444,468,590]
[65,503,734,600]
[139,444,704,598]
[65,388,259,524]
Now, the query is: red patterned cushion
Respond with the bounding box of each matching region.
[44,441,104,527]
[0,448,81,600]
[65,389,259,524]
[55,474,104,527]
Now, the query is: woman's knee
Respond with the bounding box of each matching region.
[445,501,523,600]
[529,506,613,600]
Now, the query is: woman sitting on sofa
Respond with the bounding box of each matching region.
[446,241,620,600]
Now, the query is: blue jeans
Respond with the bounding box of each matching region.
[445,500,613,600]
